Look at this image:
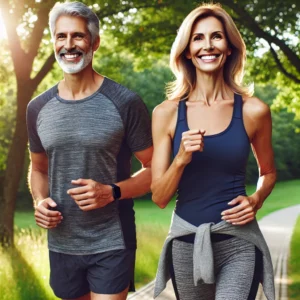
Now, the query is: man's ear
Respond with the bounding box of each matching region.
[93,35,100,52]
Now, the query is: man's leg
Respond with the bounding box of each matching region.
[49,251,91,300]
[91,286,129,300]
[63,293,91,300]
[87,249,135,298]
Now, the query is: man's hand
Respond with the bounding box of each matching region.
[67,179,114,211]
[34,198,62,229]
[221,195,261,225]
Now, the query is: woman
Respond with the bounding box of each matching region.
[151,4,276,300]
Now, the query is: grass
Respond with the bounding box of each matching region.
[288,216,300,299]
[1,179,299,299]
[0,229,56,300]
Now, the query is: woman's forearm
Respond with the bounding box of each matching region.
[151,156,187,208]
[251,170,277,209]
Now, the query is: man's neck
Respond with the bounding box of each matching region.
[58,67,104,100]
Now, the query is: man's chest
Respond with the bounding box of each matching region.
[37,102,125,152]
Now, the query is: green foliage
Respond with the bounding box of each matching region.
[246,85,300,184]
[273,80,300,120]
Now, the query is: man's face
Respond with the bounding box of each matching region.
[54,15,94,74]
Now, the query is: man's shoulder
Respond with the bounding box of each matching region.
[99,77,141,105]
[27,84,58,112]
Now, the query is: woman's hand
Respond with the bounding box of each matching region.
[221,195,262,225]
[176,129,205,166]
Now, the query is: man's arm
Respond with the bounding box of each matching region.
[116,146,153,199]
[29,152,62,228]
[67,146,153,211]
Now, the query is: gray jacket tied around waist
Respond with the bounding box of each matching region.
[154,213,275,300]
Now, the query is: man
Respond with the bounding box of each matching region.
[26,2,153,300]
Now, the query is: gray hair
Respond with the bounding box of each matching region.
[49,1,100,43]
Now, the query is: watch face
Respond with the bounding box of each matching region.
[112,184,121,200]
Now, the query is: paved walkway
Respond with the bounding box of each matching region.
[128,205,300,300]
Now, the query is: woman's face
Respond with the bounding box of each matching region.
[186,16,231,74]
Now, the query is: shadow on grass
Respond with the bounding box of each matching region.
[9,246,51,300]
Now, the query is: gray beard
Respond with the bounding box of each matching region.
[55,48,93,74]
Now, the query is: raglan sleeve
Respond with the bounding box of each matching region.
[124,94,153,153]
[26,100,45,153]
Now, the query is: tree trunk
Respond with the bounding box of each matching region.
[0,82,35,247]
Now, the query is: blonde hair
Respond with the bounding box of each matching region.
[166,3,253,101]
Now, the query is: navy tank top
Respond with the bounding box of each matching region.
[173,94,250,228]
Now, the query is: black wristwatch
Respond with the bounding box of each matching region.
[109,183,121,200]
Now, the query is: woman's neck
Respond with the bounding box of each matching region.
[190,70,232,105]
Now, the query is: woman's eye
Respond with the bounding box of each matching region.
[193,35,202,41]
[213,34,222,39]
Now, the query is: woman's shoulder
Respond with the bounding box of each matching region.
[242,96,271,121]
[152,100,181,137]
[153,99,180,119]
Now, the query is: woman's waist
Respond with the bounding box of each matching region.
[174,194,246,226]
[176,187,247,206]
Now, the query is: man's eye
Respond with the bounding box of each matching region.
[74,34,84,39]
[56,35,65,40]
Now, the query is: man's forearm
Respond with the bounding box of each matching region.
[116,167,152,200]
[28,166,49,207]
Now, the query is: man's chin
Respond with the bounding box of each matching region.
[55,52,93,75]
[58,62,84,74]
[63,68,82,74]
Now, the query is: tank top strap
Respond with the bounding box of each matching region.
[178,100,187,122]
[233,93,243,119]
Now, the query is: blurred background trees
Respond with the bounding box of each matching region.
[0,0,299,246]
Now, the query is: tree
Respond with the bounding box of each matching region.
[0,0,56,246]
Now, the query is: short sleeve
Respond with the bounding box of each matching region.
[125,95,152,153]
[26,100,45,153]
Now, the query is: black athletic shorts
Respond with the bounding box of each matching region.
[49,248,136,299]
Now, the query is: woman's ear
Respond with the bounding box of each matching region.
[185,49,191,59]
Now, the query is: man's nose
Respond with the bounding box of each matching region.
[64,36,75,51]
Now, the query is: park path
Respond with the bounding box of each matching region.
[128,205,300,300]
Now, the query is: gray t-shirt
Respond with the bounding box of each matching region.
[26,77,152,254]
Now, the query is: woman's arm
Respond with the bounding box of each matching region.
[151,101,204,208]
[222,97,276,225]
